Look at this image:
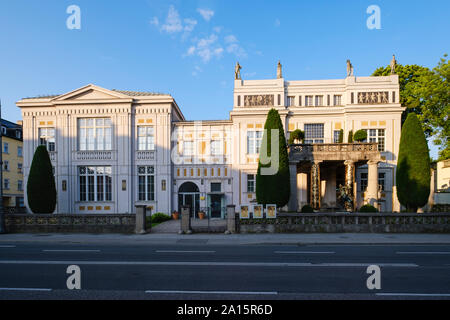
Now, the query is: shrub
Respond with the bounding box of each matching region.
[359,204,378,213]
[348,130,354,143]
[353,130,367,142]
[151,213,172,223]
[301,205,314,213]
[396,113,431,212]
[338,129,344,143]
[27,146,56,213]
[288,129,305,145]
[256,109,290,207]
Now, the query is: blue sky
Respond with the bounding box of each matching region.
[0,0,448,157]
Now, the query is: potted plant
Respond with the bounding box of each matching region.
[198,211,206,220]
[172,211,179,220]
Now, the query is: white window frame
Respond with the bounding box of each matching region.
[247,131,263,155]
[39,128,56,152]
[78,166,112,202]
[78,118,112,151]
[138,166,155,202]
[137,126,155,151]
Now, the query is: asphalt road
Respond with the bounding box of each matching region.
[0,241,450,300]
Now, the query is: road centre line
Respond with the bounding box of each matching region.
[0,260,418,268]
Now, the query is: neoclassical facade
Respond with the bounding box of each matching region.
[17,66,404,215]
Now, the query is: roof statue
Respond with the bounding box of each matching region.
[235,62,242,80]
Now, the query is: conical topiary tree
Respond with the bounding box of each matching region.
[396,113,431,212]
[256,109,290,208]
[27,145,57,213]
[348,130,354,143]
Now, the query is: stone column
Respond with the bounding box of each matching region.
[344,160,355,212]
[310,161,321,210]
[367,160,379,209]
[225,205,236,234]
[288,163,298,212]
[179,205,192,234]
[135,205,147,234]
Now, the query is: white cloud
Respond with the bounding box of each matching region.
[149,17,159,26]
[187,34,224,63]
[161,5,183,33]
[224,35,238,44]
[184,18,197,33]
[197,8,215,21]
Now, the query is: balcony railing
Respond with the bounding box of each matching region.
[289,143,381,162]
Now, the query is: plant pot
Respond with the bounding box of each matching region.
[198,212,205,220]
[172,212,179,220]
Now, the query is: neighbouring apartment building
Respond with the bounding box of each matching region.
[1,119,24,209]
[16,63,404,215]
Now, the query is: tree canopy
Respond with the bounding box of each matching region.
[373,55,449,160]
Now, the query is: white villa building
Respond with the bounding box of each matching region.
[17,62,404,216]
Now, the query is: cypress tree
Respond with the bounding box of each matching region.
[338,129,344,143]
[348,130,354,143]
[396,113,431,212]
[256,109,290,207]
[27,145,57,213]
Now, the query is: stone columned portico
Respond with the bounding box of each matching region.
[289,143,382,211]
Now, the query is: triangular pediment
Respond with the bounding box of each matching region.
[52,84,130,101]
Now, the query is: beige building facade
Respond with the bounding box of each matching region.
[17,66,404,215]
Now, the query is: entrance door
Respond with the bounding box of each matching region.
[178,182,200,218]
[210,194,223,218]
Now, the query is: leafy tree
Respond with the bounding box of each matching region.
[288,129,304,145]
[396,113,431,212]
[256,109,290,207]
[373,55,449,159]
[338,129,344,143]
[27,146,57,213]
[353,130,367,142]
[348,130,353,143]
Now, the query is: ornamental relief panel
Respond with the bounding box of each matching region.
[244,95,274,107]
[358,92,389,104]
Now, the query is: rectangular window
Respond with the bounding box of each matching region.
[304,124,324,144]
[287,96,295,107]
[39,128,56,152]
[78,118,112,151]
[137,126,155,151]
[78,166,112,202]
[211,183,221,193]
[18,146,23,157]
[247,131,263,154]
[3,142,9,154]
[316,96,323,107]
[378,172,385,191]
[247,174,255,193]
[210,140,222,156]
[138,166,155,201]
[364,129,385,152]
[18,180,23,191]
[360,173,368,192]
[305,96,313,107]
[333,95,342,106]
[183,141,194,156]
[333,130,341,143]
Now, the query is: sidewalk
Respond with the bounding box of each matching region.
[2,232,450,246]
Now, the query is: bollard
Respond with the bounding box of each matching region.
[225,205,236,234]
[180,205,192,234]
[135,205,147,234]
